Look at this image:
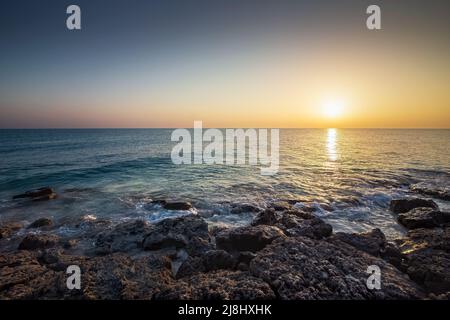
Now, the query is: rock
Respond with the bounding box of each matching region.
[163,201,193,211]
[203,250,237,271]
[270,201,292,211]
[410,183,450,201]
[251,209,279,226]
[397,208,450,229]
[156,270,276,300]
[231,203,262,214]
[389,198,438,214]
[333,228,387,257]
[28,218,53,229]
[176,256,205,279]
[216,225,285,252]
[396,227,450,294]
[94,220,152,255]
[18,234,60,250]
[143,215,209,251]
[13,187,56,201]
[249,236,424,299]
[237,251,257,265]
[0,222,23,239]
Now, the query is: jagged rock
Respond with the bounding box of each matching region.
[94,220,152,255]
[0,222,23,239]
[163,201,193,211]
[143,215,209,251]
[176,256,205,279]
[250,236,424,299]
[333,228,387,257]
[231,203,262,214]
[389,198,438,214]
[397,208,450,229]
[156,270,276,300]
[18,234,60,250]
[270,201,292,211]
[13,187,56,201]
[28,218,53,229]
[251,209,279,226]
[395,227,450,294]
[410,183,450,201]
[253,209,332,240]
[216,225,285,252]
[203,250,237,271]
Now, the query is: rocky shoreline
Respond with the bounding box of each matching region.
[0,188,449,300]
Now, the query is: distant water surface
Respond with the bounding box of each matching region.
[0,129,449,239]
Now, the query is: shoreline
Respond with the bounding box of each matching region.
[0,188,449,300]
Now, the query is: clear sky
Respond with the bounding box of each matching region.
[0,0,449,128]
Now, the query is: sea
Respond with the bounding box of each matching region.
[0,128,449,239]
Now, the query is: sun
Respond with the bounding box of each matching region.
[322,99,345,118]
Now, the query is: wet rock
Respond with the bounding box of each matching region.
[18,234,60,251]
[397,208,450,229]
[176,256,205,279]
[28,218,53,229]
[396,227,450,294]
[270,201,292,211]
[0,222,23,239]
[389,198,438,214]
[94,220,152,255]
[279,213,332,239]
[13,187,57,201]
[237,251,257,265]
[216,225,285,252]
[249,236,424,299]
[410,183,450,201]
[157,270,276,300]
[333,228,387,257]
[163,201,192,211]
[143,215,209,251]
[251,209,279,226]
[230,203,262,214]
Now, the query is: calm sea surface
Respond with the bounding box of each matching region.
[0,129,449,238]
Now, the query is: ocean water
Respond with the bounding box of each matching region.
[0,129,449,239]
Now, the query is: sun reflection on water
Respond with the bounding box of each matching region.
[327,128,338,162]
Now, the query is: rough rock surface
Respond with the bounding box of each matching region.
[389,198,438,214]
[94,220,152,255]
[143,215,209,251]
[13,187,57,201]
[0,222,23,239]
[216,225,285,252]
[410,183,450,201]
[397,208,450,229]
[249,236,424,299]
[18,234,60,251]
[28,218,53,229]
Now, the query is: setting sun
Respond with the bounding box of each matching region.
[322,99,345,118]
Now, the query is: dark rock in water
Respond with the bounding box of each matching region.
[13,187,57,201]
[397,208,450,229]
[94,220,152,255]
[216,225,285,253]
[251,209,279,226]
[28,218,53,229]
[185,236,214,256]
[249,236,424,299]
[396,227,450,294]
[279,213,332,239]
[389,198,438,214]
[157,270,276,300]
[18,234,60,250]
[254,209,333,240]
[230,203,262,214]
[163,201,192,211]
[410,183,450,201]
[143,215,209,251]
[0,222,23,239]
[270,201,292,211]
[333,228,387,257]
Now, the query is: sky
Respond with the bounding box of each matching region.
[0,0,449,128]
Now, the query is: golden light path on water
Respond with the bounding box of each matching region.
[326,128,338,162]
